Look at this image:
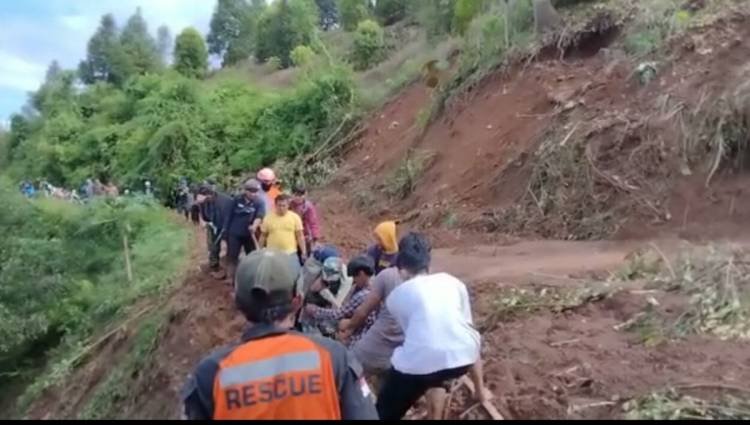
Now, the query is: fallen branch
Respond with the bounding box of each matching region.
[459,376,505,420]
[675,383,750,394]
[568,400,617,415]
[443,379,464,419]
[550,338,580,347]
[69,305,158,367]
[613,312,647,331]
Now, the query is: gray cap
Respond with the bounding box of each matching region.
[244,179,261,191]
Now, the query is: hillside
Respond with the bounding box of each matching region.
[5,0,750,420]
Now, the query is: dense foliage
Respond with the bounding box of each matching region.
[174,28,209,78]
[255,0,319,67]
[351,20,386,71]
[338,0,372,31]
[0,182,187,375]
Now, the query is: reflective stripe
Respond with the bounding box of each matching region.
[219,351,321,388]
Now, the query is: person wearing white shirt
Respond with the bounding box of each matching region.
[376,232,491,420]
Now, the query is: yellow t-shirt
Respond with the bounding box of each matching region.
[261,211,303,254]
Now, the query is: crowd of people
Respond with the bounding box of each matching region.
[18,177,154,202]
[181,167,491,420]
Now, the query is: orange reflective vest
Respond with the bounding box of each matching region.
[212,333,341,420]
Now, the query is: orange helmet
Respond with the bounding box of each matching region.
[257,168,276,183]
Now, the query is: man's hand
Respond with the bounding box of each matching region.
[310,277,324,293]
[338,319,353,340]
[304,304,318,316]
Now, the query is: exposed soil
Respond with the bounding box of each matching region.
[18,6,750,421]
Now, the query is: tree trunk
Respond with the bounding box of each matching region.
[533,0,563,34]
[122,225,133,284]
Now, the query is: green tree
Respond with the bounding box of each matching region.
[255,0,318,68]
[350,19,385,70]
[315,0,338,30]
[374,0,407,26]
[120,8,161,73]
[156,25,173,63]
[174,28,209,78]
[413,0,457,39]
[338,0,371,31]
[453,0,489,35]
[223,0,267,66]
[78,14,130,85]
[0,127,8,168]
[45,60,63,82]
[207,0,266,66]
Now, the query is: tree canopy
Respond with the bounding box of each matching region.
[174,28,209,78]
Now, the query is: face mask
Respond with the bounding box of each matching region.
[261,182,273,191]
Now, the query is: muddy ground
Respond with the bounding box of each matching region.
[21,5,750,420]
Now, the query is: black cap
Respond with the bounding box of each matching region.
[197,183,214,195]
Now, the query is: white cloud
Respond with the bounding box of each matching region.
[0,0,216,118]
[0,50,46,92]
[59,14,93,32]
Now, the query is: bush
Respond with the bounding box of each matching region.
[374,0,407,26]
[338,0,371,31]
[291,45,316,67]
[0,182,187,378]
[461,1,535,69]
[350,19,386,71]
[255,0,318,68]
[453,0,489,35]
[173,27,208,79]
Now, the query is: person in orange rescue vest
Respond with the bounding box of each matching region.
[181,249,378,420]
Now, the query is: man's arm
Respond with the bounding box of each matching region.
[296,229,307,258]
[341,290,381,333]
[259,218,268,248]
[306,203,322,243]
[181,356,222,420]
[222,198,236,235]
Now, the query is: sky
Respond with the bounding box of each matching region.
[0,0,217,123]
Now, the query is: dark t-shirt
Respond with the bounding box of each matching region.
[226,195,266,237]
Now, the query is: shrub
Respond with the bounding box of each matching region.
[267,56,283,71]
[0,182,187,379]
[338,0,371,31]
[350,19,386,71]
[374,0,407,26]
[291,45,316,67]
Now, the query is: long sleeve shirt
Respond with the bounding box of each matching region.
[309,287,377,346]
[293,200,322,243]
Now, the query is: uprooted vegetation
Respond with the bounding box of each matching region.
[618,244,750,343]
[473,4,750,240]
[468,242,750,419]
[624,387,750,420]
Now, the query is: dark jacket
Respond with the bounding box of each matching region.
[200,192,234,233]
[181,324,378,420]
[224,195,266,238]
